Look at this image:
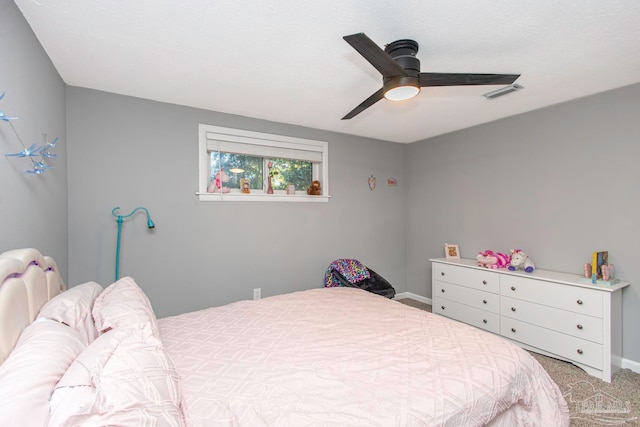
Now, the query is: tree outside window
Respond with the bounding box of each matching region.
[211,153,312,193]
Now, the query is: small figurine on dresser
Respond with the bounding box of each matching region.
[602,264,615,282]
[582,251,618,284]
[507,249,535,273]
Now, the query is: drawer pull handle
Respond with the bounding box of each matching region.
[511,307,516,312]
[577,324,583,330]
[441,306,445,310]
[577,349,583,355]
[482,280,487,285]
[510,286,516,291]
[511,328,516,333]
[577,299,583,305]
[483,319,487,324]
[441,272,445,276]
[441,289,445,293]
[482,299,487,304]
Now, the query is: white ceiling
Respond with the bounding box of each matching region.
[14,0,640,143]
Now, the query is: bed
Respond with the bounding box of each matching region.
[0,248,570,426]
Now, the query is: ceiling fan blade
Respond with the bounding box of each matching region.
[342,88,385,120]
[419,73,520,87]
[344,33,407,78]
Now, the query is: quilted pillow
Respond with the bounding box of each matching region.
[47,325,186,427]
[38,281,103,344]
[0,319,86,426]
[92,276,159,336]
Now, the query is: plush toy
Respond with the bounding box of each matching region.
[508,249,535,273]
[476,250,510,269]
[207,169,231,193]
[307,180,321,195]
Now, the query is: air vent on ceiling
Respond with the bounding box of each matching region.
[483,83,524,100]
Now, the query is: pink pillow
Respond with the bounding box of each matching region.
[38,281,103,343]
[0,319,86,426]
[48,331,115,426]
[92,276,159,336]
[56,330,116,388]
[48,326,186,426]
[47,387,97,427]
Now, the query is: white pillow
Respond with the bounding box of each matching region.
[48,326,186,427]
[38,282,103,344]
[0,319,86,426]
[92,276,159,337]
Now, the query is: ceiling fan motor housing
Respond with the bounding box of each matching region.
[384,39,420,76]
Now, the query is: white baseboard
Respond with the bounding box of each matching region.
[394,292,432,305]
[622,357,640,374]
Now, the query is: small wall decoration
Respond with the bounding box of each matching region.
[445,243,460,260]
[387,177,397,187]
[240,178,250,194]
[1,91,60,175]
[368,175,376,191]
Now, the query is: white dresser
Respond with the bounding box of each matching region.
[430,258,629,382]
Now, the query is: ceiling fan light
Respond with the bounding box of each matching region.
[384,85,420,101]
[383,76,421,101]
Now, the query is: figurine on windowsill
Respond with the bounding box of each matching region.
[266,160,279,194]
[207,169,230,193]
[307,180,321,195]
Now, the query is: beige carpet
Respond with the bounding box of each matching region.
[397,298,640,426]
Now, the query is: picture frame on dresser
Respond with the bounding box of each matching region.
[444,243,460,260]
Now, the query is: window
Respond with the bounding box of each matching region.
[198,124,329,202]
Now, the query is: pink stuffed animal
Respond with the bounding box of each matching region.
[476,250,510,269]
[207,169,231,193]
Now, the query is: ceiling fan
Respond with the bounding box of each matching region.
[342,33,521,120]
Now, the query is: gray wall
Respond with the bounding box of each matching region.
[0,0,67,275]
[66,87,407,317]
[406,83,640,363]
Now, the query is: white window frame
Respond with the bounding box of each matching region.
[197,124,330,202]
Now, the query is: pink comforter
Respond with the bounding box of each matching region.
[159,287,569,426]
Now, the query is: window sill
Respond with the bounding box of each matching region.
[196,192,330,202]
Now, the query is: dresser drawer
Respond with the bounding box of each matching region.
[433,263,499,293]
[500,275,603,318]
[500,296,602,344]
[501,318,602,370]
[434,280,499,314]
[433,297,500,334]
